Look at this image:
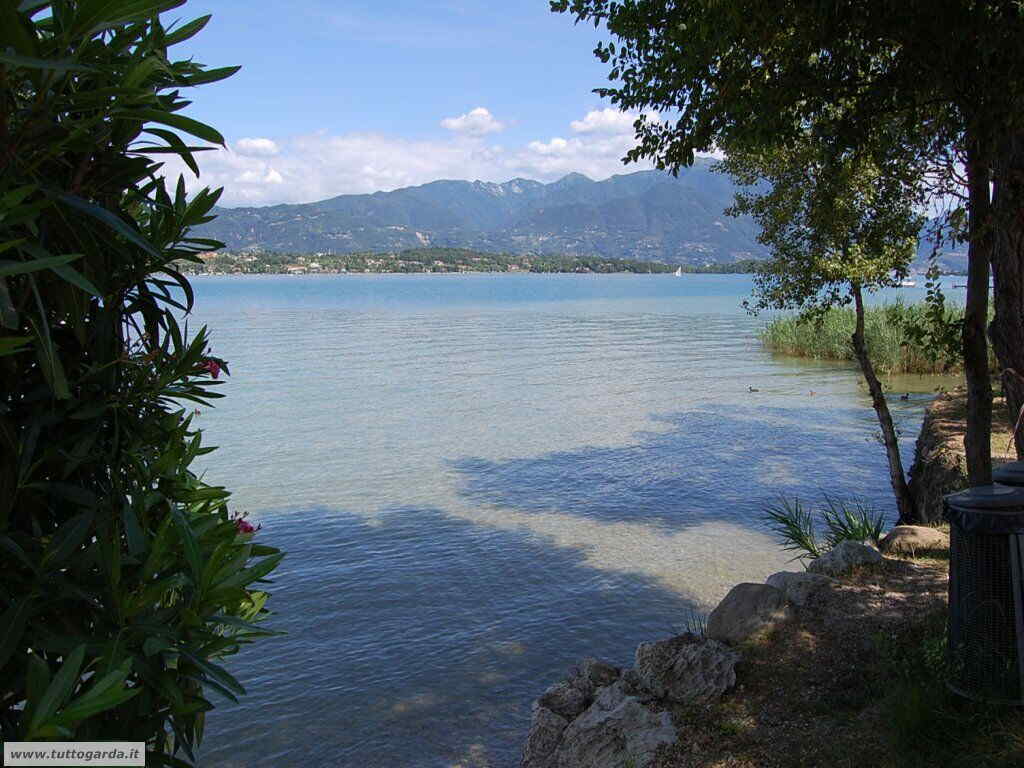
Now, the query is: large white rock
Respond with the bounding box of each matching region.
[765,571,836,606]
[554,682,676,768]
[634,634,740,704]
[807,540,883,576]
[707,583,792,645]
[879,525,949,555]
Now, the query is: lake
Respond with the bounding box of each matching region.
[189,273,948,768]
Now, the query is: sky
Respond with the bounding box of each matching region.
[160,0,663,207]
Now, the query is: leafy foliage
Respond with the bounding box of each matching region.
[714,138,924,318]
[763,495,886,562]
[715,129,923,520]
[763,497,822,561]
[900,257,967,370]
[819,495,886,551]
[0,2,281,762]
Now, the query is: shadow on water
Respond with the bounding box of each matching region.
[201,402,927,767]
[200,505,699,768]
[451,402,908,534]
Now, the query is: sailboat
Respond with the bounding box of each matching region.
[674,266,683,277]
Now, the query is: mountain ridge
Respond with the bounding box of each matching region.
[196,160,768,265]
[197,162,969,271]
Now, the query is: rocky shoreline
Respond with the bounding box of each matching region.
[520,535,942,768]
[516,388,1024,767]
[517,387,992,768]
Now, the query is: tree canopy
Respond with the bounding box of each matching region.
[720,140,923,316]
[551,0,1024,165]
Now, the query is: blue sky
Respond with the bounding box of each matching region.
[161,0,662,206]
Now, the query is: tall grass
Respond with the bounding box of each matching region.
[760,302,965,375]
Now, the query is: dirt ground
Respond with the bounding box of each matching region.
[653,543,1024,768]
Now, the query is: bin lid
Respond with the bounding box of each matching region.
[993,460,1024,487]
[945,484,1024,534]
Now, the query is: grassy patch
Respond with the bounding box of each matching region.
[760,302,967,375]
[877,608,1024,768]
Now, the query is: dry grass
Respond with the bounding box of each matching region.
[653,549,1024,768]
[927,388,1018,464]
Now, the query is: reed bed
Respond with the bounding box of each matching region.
[760,302,965,376]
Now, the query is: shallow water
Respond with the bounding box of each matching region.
[189,274,947,767]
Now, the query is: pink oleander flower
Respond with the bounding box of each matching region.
[235,518,256,534]
[201,359,221,379]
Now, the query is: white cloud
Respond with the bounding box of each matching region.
[154,110,673,207]
[440,107,505,136]
[234,137,280,157]
[570,108,637,135]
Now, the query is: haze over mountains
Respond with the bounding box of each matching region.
[198,158,967,270]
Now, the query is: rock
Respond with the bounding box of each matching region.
[554,681,676,768]
[538,680,590,720]
[879,525,949,555]
[765,571,835,606]
[619,668,643,696]
[634,634,740,704]
[807,540,883,576]
[522,705,569,768]
[707,583,792,645]
[578,658,620,690]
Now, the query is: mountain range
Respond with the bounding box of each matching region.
[197,159,768,265]
[197,159,968,270]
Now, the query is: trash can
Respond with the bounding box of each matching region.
[994,460,1024,488]
[944,484,1024,703]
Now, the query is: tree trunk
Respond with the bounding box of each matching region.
[964,142,994,485]
[990,131,1024,458]
[850,283,917,523]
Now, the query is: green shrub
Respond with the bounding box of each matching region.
[763,497,822,560]
[0,3,281,764]
[760,301,973,375]
[763,495,885,561]
[819,494,886,550]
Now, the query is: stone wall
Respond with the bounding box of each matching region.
[906,390,970,523]
[906,387,1016,523]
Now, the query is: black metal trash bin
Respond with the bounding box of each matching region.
[944,484,1024,704]
[994,460,1024,487]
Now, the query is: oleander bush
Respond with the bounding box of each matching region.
[0,2,282,764]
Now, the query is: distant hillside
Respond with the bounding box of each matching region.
[916,225,968,274]
[196,162,969,270]
[196,161,768,266]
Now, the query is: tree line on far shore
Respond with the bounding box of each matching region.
[175,247,766,275]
